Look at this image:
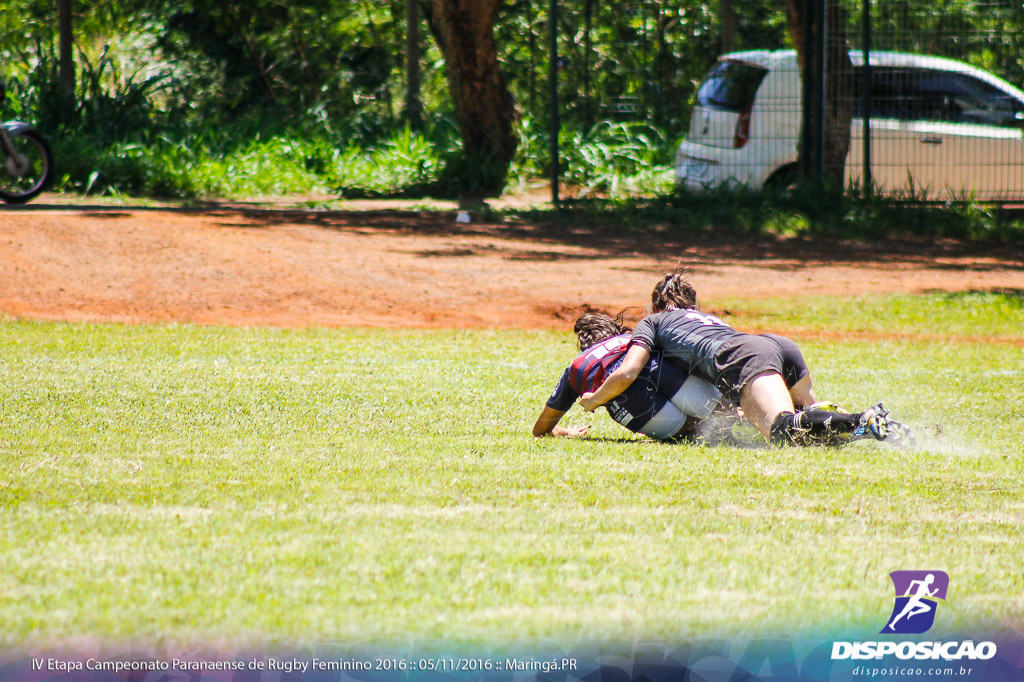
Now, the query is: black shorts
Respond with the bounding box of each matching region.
[713,333,807,403]
[761,333,811,389]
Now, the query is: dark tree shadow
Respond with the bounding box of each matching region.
[9,195,1024,270]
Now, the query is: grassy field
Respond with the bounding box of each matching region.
[0,292,1022,649]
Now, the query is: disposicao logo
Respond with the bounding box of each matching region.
[882,570,949,634]
[831,570,998,662]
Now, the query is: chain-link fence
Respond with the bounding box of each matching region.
[550,0,1024,202]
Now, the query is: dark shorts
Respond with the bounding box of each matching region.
[761,333,811,389]
[713,334,805,403]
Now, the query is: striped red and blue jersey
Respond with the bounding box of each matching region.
[546,333,631,412]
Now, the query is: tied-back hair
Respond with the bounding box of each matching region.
[651,268,697,312]
[574,311,633,352]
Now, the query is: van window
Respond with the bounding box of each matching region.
[916,71,1024,127]
[854,66,1024,127]
[696,61,768,113]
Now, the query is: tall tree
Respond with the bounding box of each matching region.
[423,0,517,196]
[785,0,854,186]
[57,0,74,94]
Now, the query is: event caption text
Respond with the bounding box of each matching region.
[34,656,578,675]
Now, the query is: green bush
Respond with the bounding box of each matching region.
[4,42,1022,244]
[510,183,1024,243]
[560,121,675,198]
[336,126,444,197]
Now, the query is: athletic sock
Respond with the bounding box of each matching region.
[770,410,862,447]
[795,409,861,446]
[769,412,799,446]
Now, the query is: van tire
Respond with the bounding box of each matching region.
[765,165,800,191]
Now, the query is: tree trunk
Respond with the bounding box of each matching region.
[720,0,736,54]
[785,0,854,187]
[405,0,423,129]
[424,0,517,197]
[57,0,75,95]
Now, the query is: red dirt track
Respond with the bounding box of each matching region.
[2,196,1023,330]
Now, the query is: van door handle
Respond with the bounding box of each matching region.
[920,136,943,145]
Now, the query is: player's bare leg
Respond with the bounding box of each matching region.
[789,375,816,409]
[738,372,795,440]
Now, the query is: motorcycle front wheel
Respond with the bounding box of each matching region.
[0,129,53,204]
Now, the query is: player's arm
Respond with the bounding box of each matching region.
[579,344,650,412]
[533,406,589,438]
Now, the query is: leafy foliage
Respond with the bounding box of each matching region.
[508,183,1024,242]
[0,0,1022,202]
[336,125,445,197]
[560,121,675,197]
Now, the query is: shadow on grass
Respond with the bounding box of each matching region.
[11,186,1024,268]
[929,288,1024,306]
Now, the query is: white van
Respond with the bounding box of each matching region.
[675,49,1024,200]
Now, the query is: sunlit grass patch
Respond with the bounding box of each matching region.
[0,293,1021,647]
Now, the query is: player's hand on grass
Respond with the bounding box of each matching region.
[543,424,589,438]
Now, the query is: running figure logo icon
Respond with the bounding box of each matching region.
[882,570,949,634]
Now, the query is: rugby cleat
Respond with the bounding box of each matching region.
[852,403,890,440]
[852,402,915,447]
[728,420,766,448]
[883,417,916,448]
[805,400,849,414]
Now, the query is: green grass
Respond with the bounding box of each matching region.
[713,290,1024,338]
[1,293,1022,649]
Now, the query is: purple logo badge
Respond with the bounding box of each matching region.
[882,570,949,634]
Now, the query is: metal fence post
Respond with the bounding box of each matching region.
[800,1,814,179]
[861,0,872,195]
[814,0,827,176]
[549,0,560,206]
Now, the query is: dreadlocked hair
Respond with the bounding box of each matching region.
[651,271,697,312]
[574,312,631,351]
